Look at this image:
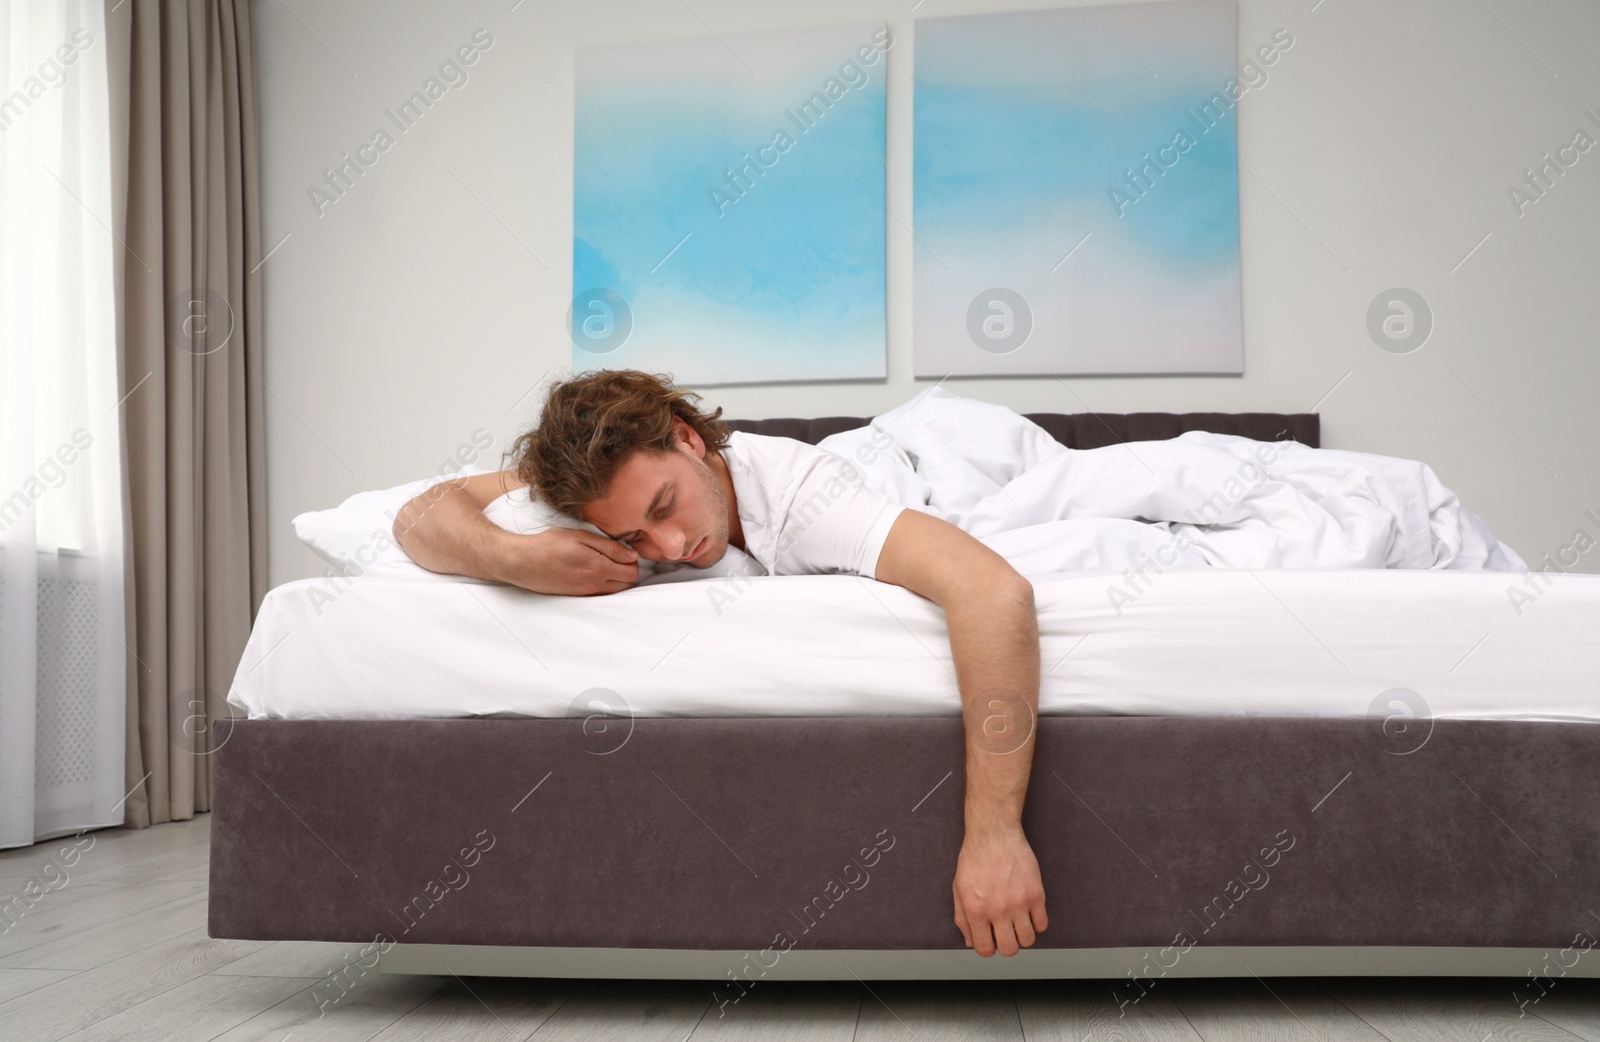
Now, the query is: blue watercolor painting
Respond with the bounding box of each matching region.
[573,24,889,385]
[913,0,1245,376]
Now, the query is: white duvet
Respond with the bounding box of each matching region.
[812,388,1524,576]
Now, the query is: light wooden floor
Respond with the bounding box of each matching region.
[2,814,1598,1041]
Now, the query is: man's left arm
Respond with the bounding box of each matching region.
[873,507,1048,958]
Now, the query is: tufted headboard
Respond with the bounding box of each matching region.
[724,410,1319,449]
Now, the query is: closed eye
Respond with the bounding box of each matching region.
[610,481,676,545]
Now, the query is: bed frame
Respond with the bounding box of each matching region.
[209,410,1600,984]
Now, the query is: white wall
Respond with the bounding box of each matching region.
[252,0,1600,587]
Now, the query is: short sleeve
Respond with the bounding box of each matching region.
[771,451,906,578]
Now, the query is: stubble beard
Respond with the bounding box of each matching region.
[688,454,731,567]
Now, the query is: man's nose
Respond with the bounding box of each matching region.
[648,526,688,559]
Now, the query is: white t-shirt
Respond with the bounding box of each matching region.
[721,432,906,578]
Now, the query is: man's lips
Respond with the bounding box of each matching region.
[687,536,706,560]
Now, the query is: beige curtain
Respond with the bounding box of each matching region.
[106,0,268,829]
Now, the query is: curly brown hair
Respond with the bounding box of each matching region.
[509,370,731,520]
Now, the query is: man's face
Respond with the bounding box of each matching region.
[581,420,732,568]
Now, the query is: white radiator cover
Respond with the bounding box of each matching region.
[32,552,104,801]
[0,549,127,846]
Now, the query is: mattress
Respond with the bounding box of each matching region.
[227,568,1600,723]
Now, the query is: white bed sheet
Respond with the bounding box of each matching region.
[227,569,1600,724]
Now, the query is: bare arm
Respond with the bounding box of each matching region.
[874,508,1046,958]
[392,470,640,596]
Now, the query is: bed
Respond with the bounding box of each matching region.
[208,410,1600,984]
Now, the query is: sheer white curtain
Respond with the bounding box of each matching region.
[0,0,126,847]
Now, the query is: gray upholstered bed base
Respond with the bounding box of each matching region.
[208,716,1600,980]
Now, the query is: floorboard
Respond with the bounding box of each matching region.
[1166,977,1391,1042]
[690,980,860,1040]
[1327,977,1594,1042]
[0,965,63,1005]
[853,979,1024,1041]
[0,890,209,971]
[49,973,317,1042]
[368,976,578,1042]
[0,879,206,959]
[58,927,267,1019]
[1015,977,1205,1041]
[526,980,714,1040]
[0,973,107,1040]
[206,971,448,1042]
[1517,980,1600,1042]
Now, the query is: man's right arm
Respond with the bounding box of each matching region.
[391,470,640,596]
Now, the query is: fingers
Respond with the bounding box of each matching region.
[964,914,994,957]
[966,915,1017,960]
[570,533,638,592]
[1004,890,1049,953]
[580,531,639,565]
[952,888,973,949]
[1010,910,1036,951]
[990,917,1022,958]
[598,562,640,587]
[954,895,1047,958]
[570,570,636,595]
[955,892,1000,957]
[577,575,640,596]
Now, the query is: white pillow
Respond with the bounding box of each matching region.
[480,485,600,537]
[292,466,490,579]
[294,472,764,587]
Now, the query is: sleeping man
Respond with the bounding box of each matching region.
[393,368,1050,960]
[394,366,1526,957]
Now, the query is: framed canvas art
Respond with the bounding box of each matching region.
[573,24,889,385]
[913,0,1246,376]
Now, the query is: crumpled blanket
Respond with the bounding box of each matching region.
[814,388,1525,576]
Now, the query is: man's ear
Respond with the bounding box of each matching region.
[671,416,707,459]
